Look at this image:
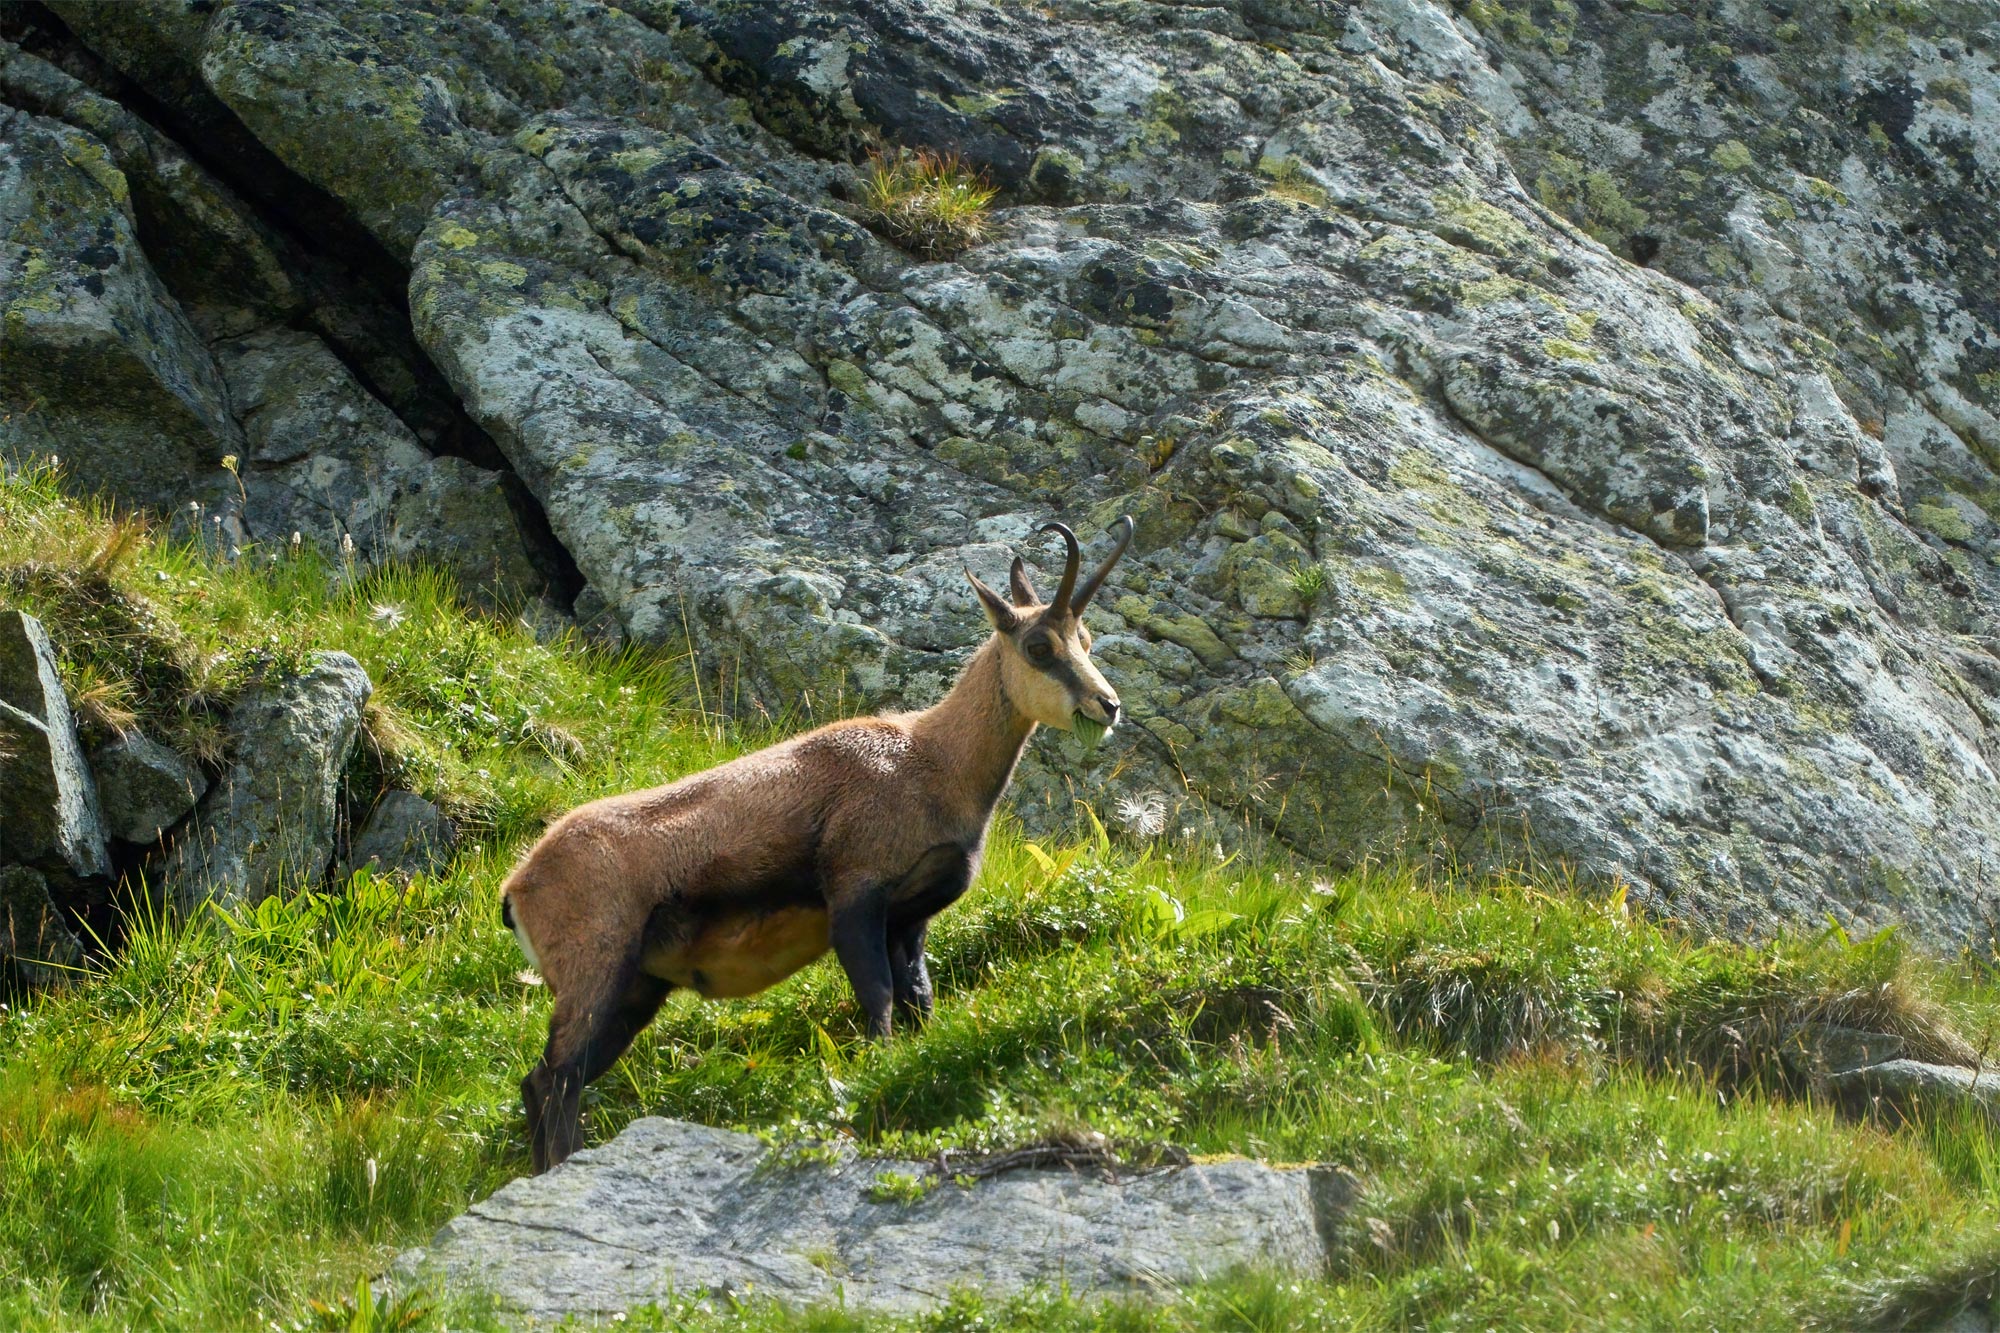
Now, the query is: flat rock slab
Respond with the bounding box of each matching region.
[394,1118,1348,1322]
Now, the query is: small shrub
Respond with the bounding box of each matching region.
[859,149,998,258]
[864,1170,938,1205]
[303,1277,432,1332]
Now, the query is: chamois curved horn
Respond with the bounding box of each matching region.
[1071,514,1134,614]
[1037,521,1081,613]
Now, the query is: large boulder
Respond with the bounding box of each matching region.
[393,1118,1350,1321]
[217,327,552,603]
[26,1,2000,943]
[0,864,82,986]
[0,609,109,881]
[158,652,371,910]
[0,99,239,510]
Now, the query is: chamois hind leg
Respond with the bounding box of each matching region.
[525,962,671,1173]
[889,920,933,1029]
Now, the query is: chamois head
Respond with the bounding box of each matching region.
[966,516,1134,733]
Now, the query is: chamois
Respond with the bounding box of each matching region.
[501,517,1135,1172]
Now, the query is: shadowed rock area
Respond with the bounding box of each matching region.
[4,1,1999,942]
[392,1118,1348,1320]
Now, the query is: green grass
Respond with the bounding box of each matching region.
[4,462,2000,1330]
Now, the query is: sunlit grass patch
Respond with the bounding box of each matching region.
[859,148,999,258]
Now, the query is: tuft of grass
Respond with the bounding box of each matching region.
[1288,559,1329,607]
[859,148,999,258]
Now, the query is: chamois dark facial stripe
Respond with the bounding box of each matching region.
[1041,656,1086,696]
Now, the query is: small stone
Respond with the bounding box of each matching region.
[1214,508,1258,540]
[0,864,84,986]
[1830,1059,2000,1111]
[1218,532,1312,620]
[90,731,207,845]
[1781,1024,1906,1076]
[344,790,456,881]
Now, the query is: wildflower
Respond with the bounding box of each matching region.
[340,532,356,558]
[368,602,407,630]
[1113,791,1168,838]
[289,530,302,551]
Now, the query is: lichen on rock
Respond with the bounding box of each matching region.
[7,0,2000,945]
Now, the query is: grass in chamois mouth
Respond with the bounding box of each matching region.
[4,462,2000,1331]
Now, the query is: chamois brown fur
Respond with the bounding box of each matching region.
[502,517,1134,1172]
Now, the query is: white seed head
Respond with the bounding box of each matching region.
[1114,791,1168,838]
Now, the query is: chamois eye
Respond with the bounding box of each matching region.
[1025,637,1054,663]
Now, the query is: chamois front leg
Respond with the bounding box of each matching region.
[890,920,933,1029]
[829,886,895,1040]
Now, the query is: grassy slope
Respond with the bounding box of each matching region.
[3,464,2000,1332]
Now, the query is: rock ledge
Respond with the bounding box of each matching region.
[393,1118,1349,1321]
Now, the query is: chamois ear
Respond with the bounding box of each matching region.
[966,568,1022,632]
[1008,556,1040,607]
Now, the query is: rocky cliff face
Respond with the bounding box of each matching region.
[3,0,1997,944]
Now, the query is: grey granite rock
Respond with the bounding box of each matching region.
[1831,1059,2000,1112]
[158,652,372,910]
[218,327,549,602]
[89,730,206,846]
[24,0,2000,944]
[393,1118,1348,1322]
[0,99,240,512]
[0,40,300,340]
[0,610,109,881]
[342,790,455,881]
[0,864,83,985]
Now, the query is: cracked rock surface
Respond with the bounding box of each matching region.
[392,1117,1346,1320]
[4,1,2000,940]
[156,650,371,911]
[0,608,109,882]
